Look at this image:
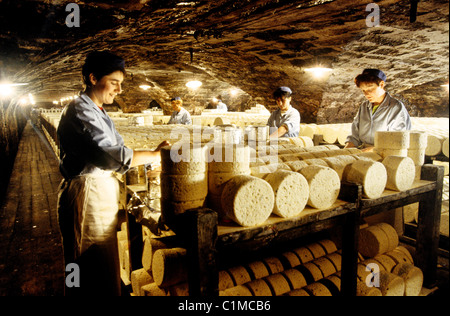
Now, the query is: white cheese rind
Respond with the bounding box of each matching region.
[343,160,387,199]
[299,165,340,209]
[382,156,415,191]
[221,175,274,227]
[264,170,310,218]
[160,173,208,200]
[375,131,410,149]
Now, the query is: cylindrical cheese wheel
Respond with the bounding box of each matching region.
[442,137,449,157]
[306,242,327,259]
[264,273,291,296]
[409,131,428,149]
[379,271,405,296]
[142,283,168,296]
[293,247,314,264]
[131,268,153,296]
[313,257,337,278]
[227,265,252,285]
[161,144,207,174]
[282,269,307,289]
[152,247,187,288]
[286,288,310,296]
[322,126,338,144]
[302,262,324,282]
[221,175,274,226]
[354,152,383,162]
[343,160,387,199]
[304,282,333,296]
[394,246,414,264]
[382,156,415,191]
[299,136,314,147]
[375,131,410,149]
[425,135,443,156]
[375,222,399,252]
[245,279,272,296]
[160,173,207,200]
[375,148,408,159]
[322,156,349,180]
[299,165,340,209]
[359,225,390,258]
[373,255,397,272]
[218,270,235,291]
[356,279,382,296]
[280,251,301,268]
[285,160,309,172]
[264,170,309,218]
[407,149,425,166]
[208,170,250,195]
[385,250,412,266]
[246,261,270,279]
[318,239,338,254]
[326,253,342,271]
[392,263,423,296]
[263,256,284,274]
[220,285,252,296]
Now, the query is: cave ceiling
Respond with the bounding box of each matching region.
[0,0,448,121]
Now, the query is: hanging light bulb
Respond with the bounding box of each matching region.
[139,85,151,91]
[304,66,333,79]
[186,80,202,90]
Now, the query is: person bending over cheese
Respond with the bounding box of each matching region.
[168,97,192,125]
[57,50,169,296]
[267,86,301,138]
[345,69,411,152]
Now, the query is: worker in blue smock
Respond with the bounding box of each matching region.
[345,69,411,152]
[267,86,301,138]
[57,51,169,296]
[168,97,192,125]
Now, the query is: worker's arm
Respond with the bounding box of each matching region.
[130,141,170,167]
[269,124,288,139]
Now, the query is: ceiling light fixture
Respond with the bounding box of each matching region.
[304,66,333,79]
[186,80,202,90]
[0,82,29,97]
[139,85,152,91]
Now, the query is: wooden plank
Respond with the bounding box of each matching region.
[416,164,445,288]
[176,209,218,296]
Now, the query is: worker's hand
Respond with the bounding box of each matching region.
[155,140,171,152]
[361,146,375,152]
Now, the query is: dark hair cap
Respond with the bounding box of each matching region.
[362,69,386,82]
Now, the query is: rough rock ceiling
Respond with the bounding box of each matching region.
[0,0,448,121]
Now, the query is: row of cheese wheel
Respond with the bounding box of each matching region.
[130,228,422,296]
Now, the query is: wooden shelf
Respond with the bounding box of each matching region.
[125,164,445,296]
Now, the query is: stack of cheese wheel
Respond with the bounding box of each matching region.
[374,131,410,159]
[160,143,208,225]
[264,169,310,218]
[408,131,427,180]
[382,156,416,191]
[221,174,275,226]
[358,222,399,258]
[207,144,251,218]
[408,131,427,166]
[343,159,387,199]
